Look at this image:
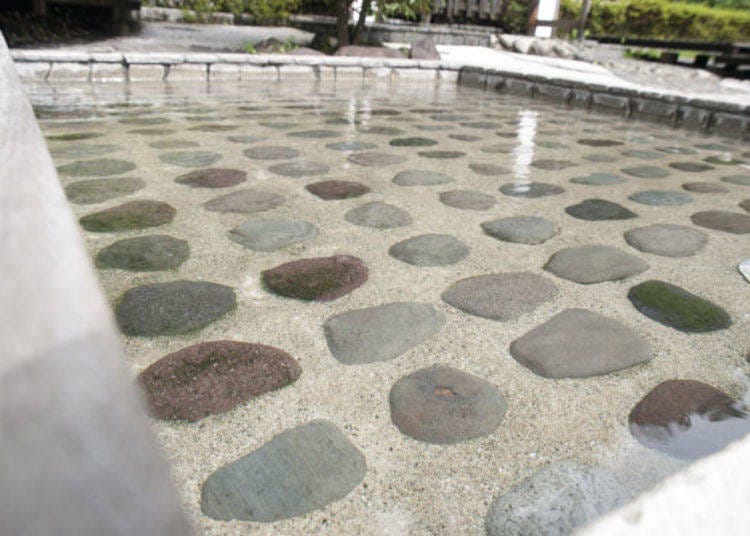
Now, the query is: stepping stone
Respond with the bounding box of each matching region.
[389,365,506,444]
[531,159,576,170]
[305,180,370,200]
[268,160,330,178]
[627,280,732,332]
[288,129,339,138]
[393,169,453,186]
[326,141,377,151]
[461,121,502,129]
[348,152,408,166]
[537,140,568,149]
[622,149,662,160]
[79,200,176,232]
[481,143,513,154]
[510,309,652,378]
[570,172,625,186]
[440,190,495,210]
[159,151,221,168]
[57,158,136,177]
[345,202,412,228]
[203,189,285,214]
[175,168,246,188]
[621,165,670,179]
[64,177,145,205]
[116,280,236,336]
[129,128,174,136]
[565,199,637,221]
[262,255,367,302]
[696,142,735,151]
[119,116,169,126]
[389,137,437,147]
[738,258,750,282]
[669,161,714,172]
[149,139,200,149]
[139,341,301,422]
[740,199,750,212]
[544,245,649,284]
[244,146,300,160]
[357,126,403,135]
[442,273,558,321]
[485,461,630,536]
[721,174,750,186]
[96,235,189,271]
[324,302,444,365]
[682,182,728,193]
[624,224,707,258]
[418,150,465,159]
[657,145,697,155]
[388,234,469,266]
[188,124,238,132]
[705,155,744,166]
[482,216,557,245]
[583,153,617,163]
[628,380,749,460]
[201,420,366,522]
[578,139,623,147]
[628,190,692,206]
[469,163,510,176]
[228,219,318,251]
[691,210,750,234]
[449,134,481,141]
[50,143,118,160]
[500,182,564,198]
[47,132,102,141]
[227,135,262,144]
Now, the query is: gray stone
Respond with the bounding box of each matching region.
[531,159,577,170]
[481,143,513,154]
[482,217,557,245]
[628,190,692,206]
[621,165,669,179]
[175,168,246,188]
[57,158,136,177]
[244,146,300,160]
[389,137,437,147]
[570,173,625,186]
[691,210,750,234]
[203,189,285,214]
[348,152,408,167]
[682,182,728,193]
[485,461,630,536]
[442,273,558,321]
[624,224,708,258]
[393,169,453,186]
[418,150,465,159]
[64,177,145,205]
[389,234,469,266]
[500,182,564,198]
[669,161,714,172]
[149,139,200,149]
[288,130,340,139]
[228,220,318,251]
[583,153,617,163]
[389,366,506,444]
[158,151,221,168]
[565,199,637,221]
[544,245,649,284]
[439,190,495,210]
[227,135,262,144]
[96,235,189,271]
[49,143,118,160]
[622,149,662,160]
[409,37,440,60]
[326,141,377,151]
[79,200,176,232]
[510,309,652,378]
[722,174,750,186]
[324,302,444,365]
[201,420,366,522]
[268,160,330,178]
[469,163,510,176]
[345,202,412,228]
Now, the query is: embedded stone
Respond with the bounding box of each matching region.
[203,189,285,214]
[621,165,669,178]
[583,153,617,163]
[305,180,370,200]
[705,155,744,166]
[439,190,495,210]
[682,182,728,193]
[149,139,200,149]
[50,143,118,160]
[268,160,330,178]
[288,129,340,138]
[624,224,707,257]
[348,152,408,166]
[691,210,750,234]
[119,116,169,126]
[481,143,513,154]
[47,132,102,141]
[175,168,246,188]
[622,149,662,160]
[244,146,300,160]
[544,245,648,284]
[96,235,189,271]
[449,134,481,142]
[389,137,437,147]
[570,173,625,186]
[418,150,465,159]
[57,158,136,177]
[64,177,145,204]
[669,161,714,172]
[500,182,564,198]
[388,234,469,266]
[345,202,412,228]
[188,124,238,132]
[326,141,377,151]
[262,255,367,301]
[482,216,557,245]
[393,169,453,186]
[530,159,576,170]
[227,135,262,144]
[469,163,510,176]
[159,151,221,168]
[228,220,318,251]
[578,139,623,147]
[565,199,637,221]
[721,174,750,186]
[628,190,692,206]
[79,200,176,232]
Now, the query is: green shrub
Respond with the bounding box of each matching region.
[161,0,300,21]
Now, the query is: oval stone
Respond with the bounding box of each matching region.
[624,224,707,258]
[175,168,246,188]
[691,210,750,234]
[228,219,318,251]
[203,189,285,214]
[64,177,145,205]
[393,169,453,186]
[96,235,189,271]
[565,199,637,221]
[268,160,330,178]
[57,158,136,177]
[544,246,649,284]
[500,182,564,198]
[345,202,412,228]
[482,216,557,245]
[305,180,370,200]
[348,152,408,167]
[439,190,496,210]
[388,234,469,266]
[262,255,368,301]
[244,146,300,160]
[79,200,176,232]
[158,151,221,168]
[389,137,437,147]
[621,165,669,179]
[628,190,692,206]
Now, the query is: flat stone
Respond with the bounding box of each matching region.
[657,145,696,155]
[64,177,145,204]
[621,165,669,179]
[388,234,469,266]
[622,149,662,159]
[49,143,118,160]
[570,172,625,186]
[565,199,638,221]
[583,153,617,163]
[510,309,652,378]
[389,365,506,444]
[624,224,708,257]
[628,190,692,206]
[461,121,502,129]
[696,142,735,151]
[227,135,262,144]
[140,341,301,422]
[705,155,744,165]
[393,169,453,186]
[228,219,318,251]
[268,160,330,178]
[47,131,102,141]
[348,152,408,167]
[119,116,169,126]
[450,134,482,142]
[79,200,176,232]
[188,124,238,132]
[691,210,750,234]
[324,302,444,365]
[149,139,200,149]
[201,420,366,522]
[485,461,630,536]
[159,151,221,168]
[469,163,510,176]
[305,180,370,200]
[288,129,340,139]
[345,202,412,228]
[96,235,189,271]
[203,189,285,214]
[418,150,465,159]
[389,137,437,147]
[627,280,732,332]
[439,190,495,210]
[682,182,728,193]
[57,158,136,177]
[262,255,367,302]
[482,216,557,245]
[326,141,377,151]
[129,128,174,136]
[244,146,300,160]
[481,143,513,154]
[544,245,649,284]
[175,168,246,188]
[721,174,750,186]
[578,139,623,147]
[442,273,558,321]
[669,161,715,172]
[531,159,577,170]
[116,280,236,336]
[357,126,403,135]
[500,182,564,198]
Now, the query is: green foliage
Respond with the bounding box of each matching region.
[166,0,301,21]
[560,0,750,41]
[376,0,433,20]
[245,42,257,53]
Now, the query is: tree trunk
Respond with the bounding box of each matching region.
[578,0,592,43]
[351,0,372,44]
[336,0,350,47]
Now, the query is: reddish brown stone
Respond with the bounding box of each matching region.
[305,180,370,200]
[262,255,368,301]
[175,168,247,188]
[139,340,301,421]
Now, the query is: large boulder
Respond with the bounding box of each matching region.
[409,37,440,60]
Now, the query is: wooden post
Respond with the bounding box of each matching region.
[578,0,591,43]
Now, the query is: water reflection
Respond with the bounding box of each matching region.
[511,109,538,182]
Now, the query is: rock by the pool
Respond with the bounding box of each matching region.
[348,152,408,167]
[201,420,366,521]
[510,309,652,378]
[485,461,630,536]
[305,180,370,200]
[64,177,145,205]
[393,169,453,186]
[116,280,236,336]
[691,210,750,234]
[79,200,176,232]
[482,216,557,245]
[228,219,318,251]
[565,199,637,221]
[624,224,707,258]
[442,273,558,321]
[628,190,692,206]
[621,165,669,179]
[544,245,649,284]
[388,234,469,266]
[262,255,367,301]
[96,235,189,271]
[203,189,285,214]
[158,151,221,168]
[439,190,496,210]
[682,182,728,194]
[627,280,732,332]
[409,36,440,59]
[244,145,300,160]
[268,160,330,178]
[570,173,625,186]
[345,202,412,228]
[389,365,506,444]
[57,158,136,177]
[140,341,301,421]
[175,168,246,188]
[324,302,444,365]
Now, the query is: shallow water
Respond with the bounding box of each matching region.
[33,80,750,535]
